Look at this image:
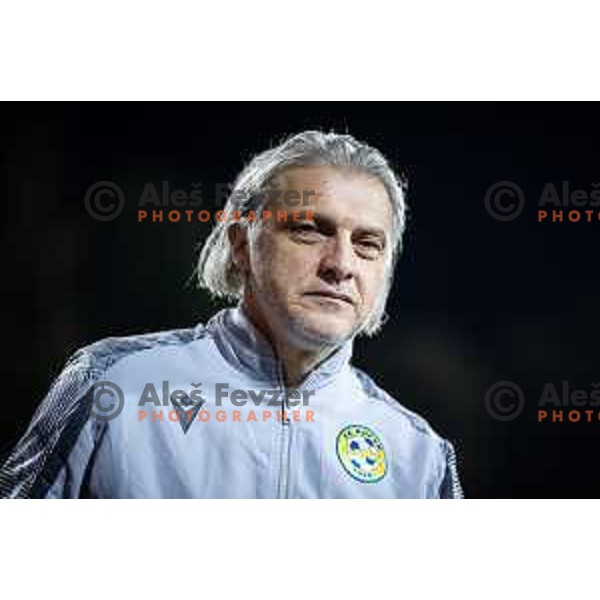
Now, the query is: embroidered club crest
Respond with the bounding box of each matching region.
[336,424,387,483]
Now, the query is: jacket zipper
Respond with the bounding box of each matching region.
[276,362,291,499]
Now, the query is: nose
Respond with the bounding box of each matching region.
[318,234,356,284]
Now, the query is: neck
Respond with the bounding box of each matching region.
[240,297,339,388]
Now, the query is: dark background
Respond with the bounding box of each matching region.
[1,102,598,499]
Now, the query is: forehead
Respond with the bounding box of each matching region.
[274,165,394,232]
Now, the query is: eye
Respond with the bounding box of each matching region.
[293,222,317,232]
[354,238,385,259]
[289,222,322,242]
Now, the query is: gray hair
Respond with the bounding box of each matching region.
[197,130,408,336]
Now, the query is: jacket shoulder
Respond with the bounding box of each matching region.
[351,366,444,442]
[70,323,208,376]
[0,323,209,498]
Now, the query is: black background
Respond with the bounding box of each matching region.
[1,102,599,498]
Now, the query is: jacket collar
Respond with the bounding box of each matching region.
[206,303,354,389]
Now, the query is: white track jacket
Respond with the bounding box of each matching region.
[0,305,463,499]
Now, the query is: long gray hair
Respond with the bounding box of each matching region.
[197,130,408,336]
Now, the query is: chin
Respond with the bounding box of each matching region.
[287,309,356,346]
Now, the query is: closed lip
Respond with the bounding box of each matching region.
[304,290,355,305]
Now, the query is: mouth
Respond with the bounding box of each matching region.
[304,290,355,306]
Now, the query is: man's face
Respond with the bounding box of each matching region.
[235,165,394,349]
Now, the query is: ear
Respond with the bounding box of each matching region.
[228,224,250,273]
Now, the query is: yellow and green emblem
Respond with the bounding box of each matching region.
[336,424,387,483]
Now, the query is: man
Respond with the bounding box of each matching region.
[0,131,463,498]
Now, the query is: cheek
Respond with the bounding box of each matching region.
[251,236,313,290]
[255,236,318,279]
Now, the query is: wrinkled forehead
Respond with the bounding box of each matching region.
[268,165,394,233]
